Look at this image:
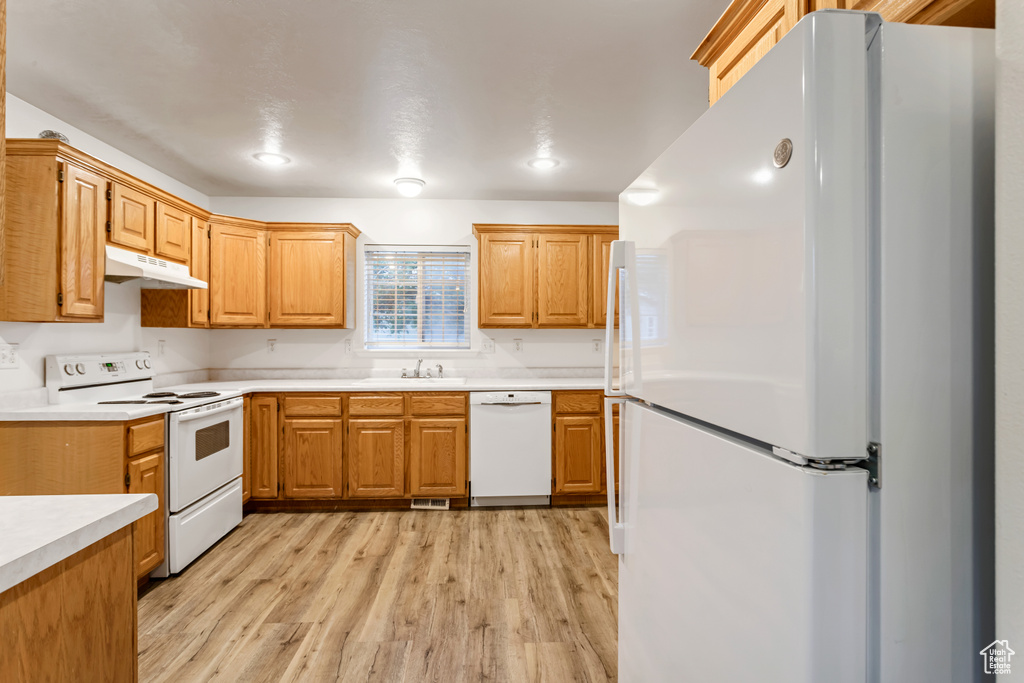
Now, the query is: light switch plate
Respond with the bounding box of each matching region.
[0,343,18,369]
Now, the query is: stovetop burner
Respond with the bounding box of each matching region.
[148,399,184,405]
[98,399,184,405]
[97,400,149,405]
[143,392,177,398]
[177,391,221,399]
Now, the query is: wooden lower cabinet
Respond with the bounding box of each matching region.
[347,419,405,498]
[250,395,280,499]
[126,450,165,577]
[283,417,344,498]
[242,395,251,502]
[409,418,467,497]
[554,415,603,494]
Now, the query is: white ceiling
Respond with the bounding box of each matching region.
[8,0,729,201]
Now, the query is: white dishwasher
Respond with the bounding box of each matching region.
[470,391,552,507]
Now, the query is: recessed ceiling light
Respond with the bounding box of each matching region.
[527,157,560,171]
[253,152,290,165]
[394,177,426,197]
[624,188,660,206]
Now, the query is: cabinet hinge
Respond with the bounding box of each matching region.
[105,221,111,234]
[58,169,64,183]
[124,472,131,489]
[106,189,112,201]
[57,293,63,306]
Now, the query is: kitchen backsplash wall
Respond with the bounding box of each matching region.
[206,197,619,374]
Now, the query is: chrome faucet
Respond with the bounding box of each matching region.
[436,363,443,378]
[413,358,424,378]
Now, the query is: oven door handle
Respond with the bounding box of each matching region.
[173,398,243,423]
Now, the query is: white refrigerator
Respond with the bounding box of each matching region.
[605,11,994,683]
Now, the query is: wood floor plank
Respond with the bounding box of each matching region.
[138,507,618,682]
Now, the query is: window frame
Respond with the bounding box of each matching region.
[361,244,473,352]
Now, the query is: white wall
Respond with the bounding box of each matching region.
[208,197,618,373]
[995,1,1024,660]
[0,95,212,395]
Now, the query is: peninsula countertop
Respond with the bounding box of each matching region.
[0,494,158,594]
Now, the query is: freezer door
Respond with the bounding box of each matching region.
[618,11,872,461]
[618,401,867,683]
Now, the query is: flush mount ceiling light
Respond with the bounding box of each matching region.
[253,152,290,165]
[624,188,660,206]
[527,157,560,171]
[394,177,426,197]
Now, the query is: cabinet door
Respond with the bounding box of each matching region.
[242,395,251,503]
[409,418,467,497]
[210,224,267,326]
[250,395,279,499]
[347,419,405,498]
[591,233,619,328]
[537,233,589,327]
[126,451,165,578]
[109,182,154,252]
[283,418,344,498]
[269,231,346,326]
[189,217,210,327]
[155,202,190,263]
[478,232,534,327]
[60,163,107,319]
[554,415,602,494]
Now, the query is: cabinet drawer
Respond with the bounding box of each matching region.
[283,395,343,417]
[553,391,603,415]
[127,418,164,456]
[407,393,468,416]
[348,394,405,416]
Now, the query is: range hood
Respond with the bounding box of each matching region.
[104,245,208,289]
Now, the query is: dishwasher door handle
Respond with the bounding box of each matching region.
[478,402,544,406]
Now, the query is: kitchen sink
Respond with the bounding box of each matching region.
[353,377,467,387]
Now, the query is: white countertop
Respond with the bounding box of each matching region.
[0,377,606,421]
[0,494,158,594]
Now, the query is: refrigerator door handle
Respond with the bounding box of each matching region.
[605,240,628,397]
[605,396,626,554]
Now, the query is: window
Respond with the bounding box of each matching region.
[364,247,471,349]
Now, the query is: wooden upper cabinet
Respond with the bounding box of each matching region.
[109,182,155,253]
[60,163,107,319]
[250,395,280,499]
[269,231,347,327]
[347,418,405,498]
[155,202,191,264]
[282,417,344,498]
[409,418,467,497]
[210,222,267,327]
[477,232,534,327]
[126,450,165,578]
[592,233,619,329]
[189,217,210,327]
[692,0,994,106]
[474,225,618,329]
[537,233,589,327]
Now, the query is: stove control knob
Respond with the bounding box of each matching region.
[136,360,145,369]
[63,363,75,376]
[75,363,86,374]
[143,359,151,369]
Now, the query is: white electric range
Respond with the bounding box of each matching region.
[45,352,244,577]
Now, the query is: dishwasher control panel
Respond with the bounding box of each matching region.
[469,391,552,405]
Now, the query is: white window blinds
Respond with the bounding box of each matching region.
[364,248,471,349]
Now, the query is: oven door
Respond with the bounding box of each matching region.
[168,397,244,513]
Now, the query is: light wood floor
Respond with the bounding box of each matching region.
[138,508,618,682]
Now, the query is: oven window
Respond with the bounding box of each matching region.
[195,421,230,461]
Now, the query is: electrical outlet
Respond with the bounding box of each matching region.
[481,338,495,353]
[344,339,353,354]
[0,343,18,369]
[592,339,602,353]
[268,339,277,353]
[513,338,524,353]
[157,340,166,357]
